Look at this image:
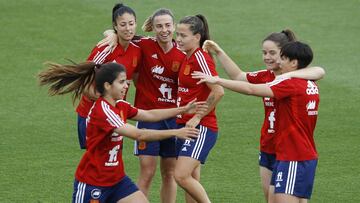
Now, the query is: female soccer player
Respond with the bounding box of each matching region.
[38,62,207,203]
[201,30,325,202]
[76,3,141,149]
[193,41,320,203]
[174,15,224,203]
[98,9,185,203]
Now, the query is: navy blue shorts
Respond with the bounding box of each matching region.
[270,159,318,199]
[134,118,177,157]
[259,151,276,171]
[72,176,139,203]
[77,114,86,149]
[176,124,218,164]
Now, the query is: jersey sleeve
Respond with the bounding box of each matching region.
[194,51,218,76]
[87,45,112,64]
[246,70,274,84]
[116,100,139,119]
[268,78,296,100]
[124,102,138,119]
[99,101,125,133]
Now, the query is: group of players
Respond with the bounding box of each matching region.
[38,3,325,203]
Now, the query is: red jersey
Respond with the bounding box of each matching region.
[133,37,185,109]
[269,78,319,161]
[177,48,218,131]
[76,43,141,117]
[75,97,138,186]
[246,70,276,154]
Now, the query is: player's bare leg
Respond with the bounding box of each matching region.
[117,191,149,203]
[175,156,210,203]
[137,155,157,197]
[185,164,201,203]
[260,166,272,202]
[275,193,307,203]
[160,157,177,203]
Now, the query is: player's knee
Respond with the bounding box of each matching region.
[174,170,189,186]
[140,168,156,181]
[161,168,175,180]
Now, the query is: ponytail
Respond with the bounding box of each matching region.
[38,61,97,103]
[195,14,210,48]
[142,16,153,32]
[281,29,297,42]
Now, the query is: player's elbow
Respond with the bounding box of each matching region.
[318,67,326,79]
[214,86,225,99]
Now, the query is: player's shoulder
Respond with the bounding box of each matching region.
[267,76,291,87]
[192,48,214,65]
[116,99,131,106]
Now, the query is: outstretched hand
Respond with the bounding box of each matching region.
[183,99,208,115]
[176,127,199,141]
[202,40,222,54]
[191,71,219,85]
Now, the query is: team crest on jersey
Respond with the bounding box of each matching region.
[138,141,147,150]
[183,65,191,75]
[171,61,180,72]
[133,57,138,67]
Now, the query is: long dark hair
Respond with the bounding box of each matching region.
[38,62,126,103]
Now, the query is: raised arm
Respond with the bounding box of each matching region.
[132,100,208,122]
[279,66,325,81]
[114,123,199,141]
[192,71,273,98]
[203,40,247,81]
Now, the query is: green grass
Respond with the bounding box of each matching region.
[1,0,359,202]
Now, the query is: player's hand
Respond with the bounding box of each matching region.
[202,40,222,54]
[183,99,208,115]
[191,71,219,84]
[176,127,199,141]
[97,30,118,52]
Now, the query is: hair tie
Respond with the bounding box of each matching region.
[94,64,101,72]
[281,30,288,37]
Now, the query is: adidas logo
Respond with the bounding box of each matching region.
[182,147,187,152]
[276,182,281,188]
[152,54,158,59]
[306,81,319,95]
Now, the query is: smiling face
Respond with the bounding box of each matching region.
[176,23,200,55]
[153,14,175,44]
[114,12,136,42]
[106,72,128,100]
[262,40,281,72]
